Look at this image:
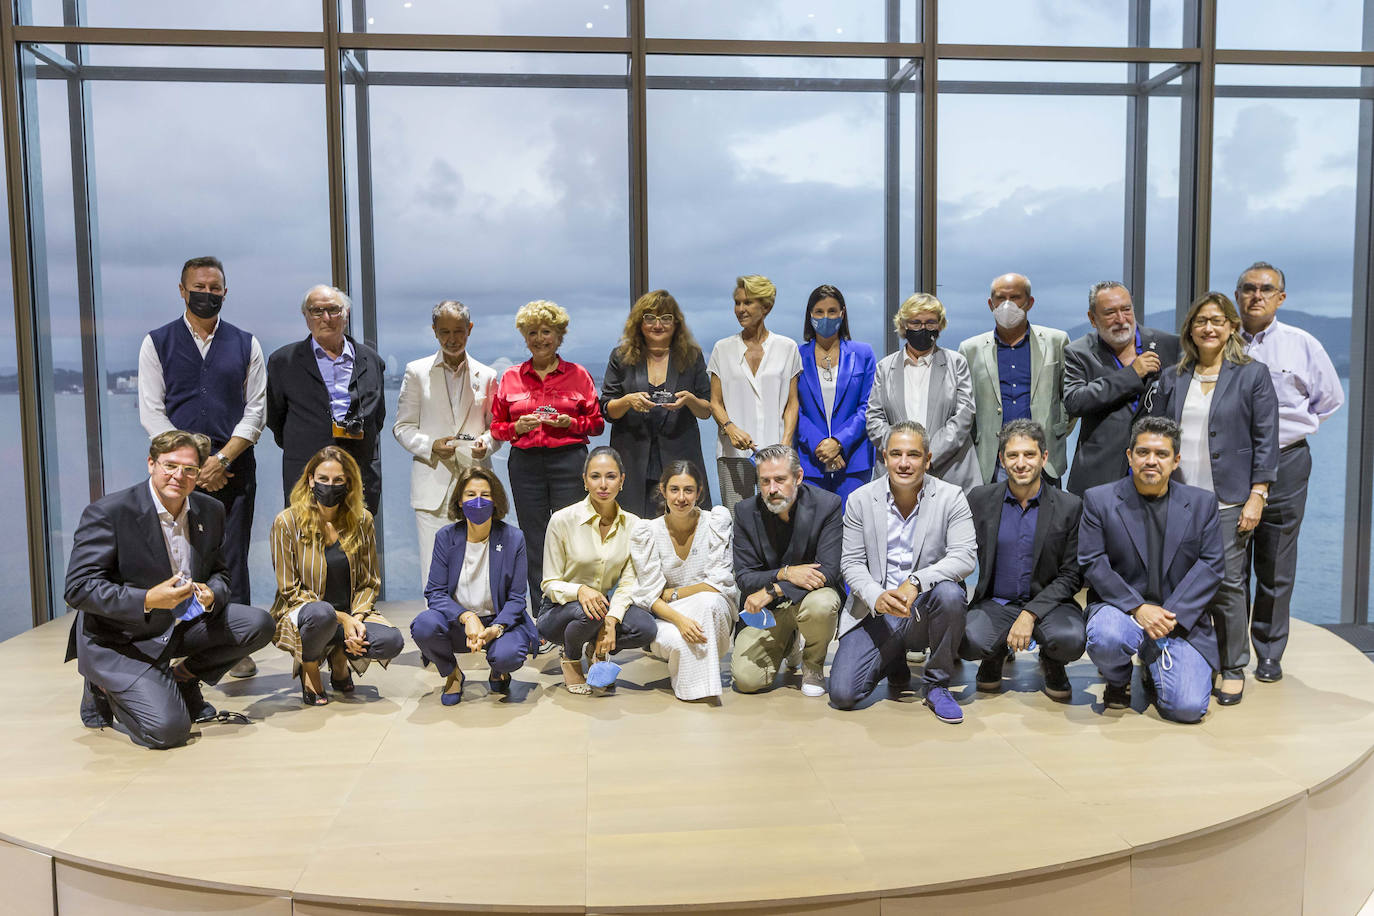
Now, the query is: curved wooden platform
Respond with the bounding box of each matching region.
[1,606,1372,916]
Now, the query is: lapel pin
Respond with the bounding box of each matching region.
[495,544,503,552]
[196,524,203,532]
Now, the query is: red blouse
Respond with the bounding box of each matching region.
[490,357,605,449]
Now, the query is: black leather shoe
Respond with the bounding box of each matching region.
[975,652,1005,691]
[1102,682,1130,709]
[80,679,113,728]
[1215,684,1244,706]
[177,679,218,723]
[1041,658,1072,701]
[887,665,913,693]
[1255,658,1283,682]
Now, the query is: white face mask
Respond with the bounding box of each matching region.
[992,299,1025,330]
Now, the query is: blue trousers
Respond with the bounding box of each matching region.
[536,600,656,659]
[1085,603,1212,723]
[804,471,869,510]
[829,580,967,710]
[410,607,534,678]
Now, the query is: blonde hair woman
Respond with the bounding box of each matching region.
[269,445,403,706]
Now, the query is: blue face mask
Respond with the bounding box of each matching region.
[461,496,494,525]
[811,315,843,339]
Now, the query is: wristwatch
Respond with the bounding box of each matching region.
[215,451,232,470]
[905,573,923,594]
[492,623,506,638]
[670,588,680,602]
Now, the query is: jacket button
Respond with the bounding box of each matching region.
[1209,430,1216,437]
[1211,452,1220,459]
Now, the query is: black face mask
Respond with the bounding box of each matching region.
[312,481,347,508]
[905,327,939,352]
[186,290,224,319]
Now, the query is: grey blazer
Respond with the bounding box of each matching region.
[958,324,1075,483]
[838,475,977,638]
[865,346,980,493]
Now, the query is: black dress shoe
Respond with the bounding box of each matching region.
[1214,685,1244,706]
[975,652,1006,691]
[177,679,218,723]
[1041,658,1072,701]
[887,665,913,692]
[1102,682,1130,709]
[1255,658,1283,682]
[80,679,113,728]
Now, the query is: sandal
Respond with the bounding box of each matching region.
[561,658,592,696]
[441,668,465,706]
[329,648,356,694]
[300,674,329,707]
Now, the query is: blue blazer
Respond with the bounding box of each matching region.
[797,339,876,480]
[424,520,533,635]
[1149,358,1279,506]
[1078,477,1225,669]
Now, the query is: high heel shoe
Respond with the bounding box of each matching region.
[441,668,465,706]
[489,671,512,695]
[560,658,591,696]
[300,674,329,707]
[328,649,356,694]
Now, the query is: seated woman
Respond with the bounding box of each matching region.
[628,460,739,701]
[269,446,404,707]
[538,446,657,694]
[410,466,536,705]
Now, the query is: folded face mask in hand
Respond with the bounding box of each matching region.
[739,608,776,630]
[586,660,622,689]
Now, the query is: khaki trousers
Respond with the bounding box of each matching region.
[730,587,842,693]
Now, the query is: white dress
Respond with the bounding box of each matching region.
[629,506,740,700]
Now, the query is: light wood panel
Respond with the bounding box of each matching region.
[0,838,55,916]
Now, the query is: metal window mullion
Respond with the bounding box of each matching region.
[627,0,647,297]
[881,0,899,336]
[917,0,936,313]
[1123,0,1150,304]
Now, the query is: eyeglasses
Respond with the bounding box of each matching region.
[641,314,676,326]
[904,320,941,331]
[156,461,201,480]
[307,305,345,319]
[1191,315,1232,329]
[1237,283,1282,298]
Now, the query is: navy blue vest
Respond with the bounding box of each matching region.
[149,317,251,448]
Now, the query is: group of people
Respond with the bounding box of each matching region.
[61,256,1342,748]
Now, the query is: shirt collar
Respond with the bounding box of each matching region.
[577,495,627,532]
[885,478,926,517]
[995,333,1029,351]
[312,336,354,361]
[902,349,934,368]
[148,478,189,525]
[1004,481,1043,507]
[183,312,217,343]
[1242,318,1280,343]
[438,352,469,376]
[520,356,564,380]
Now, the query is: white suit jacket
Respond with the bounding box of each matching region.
[393,351,500,512]
[838,475,976,638]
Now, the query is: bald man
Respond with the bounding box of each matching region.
[958,273,1073,485]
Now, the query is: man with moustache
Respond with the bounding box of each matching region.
[1080,417,1225,722]
[137,255,265,678]
[729,444,843,698]
[393,299,501,587]
[959,273,1073,485]
[1063,281,1180,496]
[959,419,1085,700]
[830,422,977,722]
[1235,261,1344,682]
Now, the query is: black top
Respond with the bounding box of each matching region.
[322,540,352,614]
[760,503,795,567]
[1142,490,1169,605]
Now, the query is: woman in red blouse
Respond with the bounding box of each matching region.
[491,299,606,612]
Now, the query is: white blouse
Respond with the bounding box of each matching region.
[1178,374,1238,509]
[707,332,802,459]
[628,506,740,608]
[453,538,495,617]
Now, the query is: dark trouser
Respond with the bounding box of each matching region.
[536,600,656,659]
[295,601,404,664]
[205,447,255,606]
[1247,441,1310,662]
[100,603,274,750]
[410,606,534,678]
[959,598,1086,664]
[803,472,869,509]
[508,444,587,612]
[829,581,967,710]
[1213,504,1250,679]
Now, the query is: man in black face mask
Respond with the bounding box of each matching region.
[137,256,267,678]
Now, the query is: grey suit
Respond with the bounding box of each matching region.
[63,481,273,749]
[958,324,1074,483]
[831,476,977,708]
[866,346,980,493]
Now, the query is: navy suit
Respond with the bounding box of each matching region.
[63,481,273,748]
[1079,478,1225,722]
[411,520,536,677]
[796,339,876,504]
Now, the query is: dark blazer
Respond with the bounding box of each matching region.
[1149,358,1279,506]
[266,334,387,513]
[968,480,1083,618]
[63,481,232,691]
[797,339,876,481]
[599,347,712,517]
[1078,477,1225,669]
[732,483,844,605]
[1063,327,1180,495]
[423,519,534,636]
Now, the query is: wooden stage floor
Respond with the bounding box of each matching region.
[1,605,1372,915]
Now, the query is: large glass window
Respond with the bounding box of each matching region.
[1209,65,1361,624]
[0,152,31,640]
[940,0,1185,48]
[340,1,626,37]
[22,0,321,29]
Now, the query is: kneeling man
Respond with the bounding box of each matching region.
[730,444,843,697]
[1080,416,1224,722]
[961,419,1086,699]
[831,421,977,722]
[64,430,274,749]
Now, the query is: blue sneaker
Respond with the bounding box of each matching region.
[923,686,963,724]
